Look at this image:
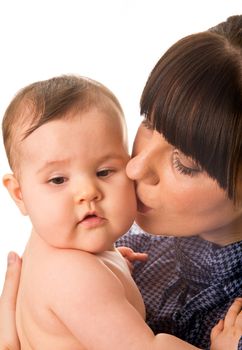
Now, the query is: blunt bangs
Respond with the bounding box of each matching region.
[140,32,242,202]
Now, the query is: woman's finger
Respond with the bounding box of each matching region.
[210,319,224,341]
[118,247,148,262]
[223,298,242,328]
[0,252,22,350]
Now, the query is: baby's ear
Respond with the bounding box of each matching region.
[3,174,28,215]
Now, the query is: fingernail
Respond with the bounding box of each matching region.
[7,252,16,266]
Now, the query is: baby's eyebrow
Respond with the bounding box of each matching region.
[36,159,70,174]
[36,152,128,174]
[97,153,128,162]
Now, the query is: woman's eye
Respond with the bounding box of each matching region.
[97,169,113,177]
[173,152,202,177]
[49,176,66,185]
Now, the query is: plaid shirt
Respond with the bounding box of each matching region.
[116,223,242,350]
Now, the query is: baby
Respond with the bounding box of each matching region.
[2,75,241,349]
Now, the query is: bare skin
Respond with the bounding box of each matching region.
[0,252,21,350]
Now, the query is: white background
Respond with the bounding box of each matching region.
[0,0,241,290]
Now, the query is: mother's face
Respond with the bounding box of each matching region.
[126,122,242,245]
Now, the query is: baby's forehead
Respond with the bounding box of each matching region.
[19,112,129,160]
[20,105,126,142]
[11,103,35,142]
[12,93,127,148]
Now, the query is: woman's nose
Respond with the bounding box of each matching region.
[126,151,159,185]
[74,178,102,204]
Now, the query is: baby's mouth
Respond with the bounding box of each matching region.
[82,214,97,221]
[78,212,105,228]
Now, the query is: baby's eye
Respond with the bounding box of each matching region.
[48,176,67,185]
[97,169,114,177]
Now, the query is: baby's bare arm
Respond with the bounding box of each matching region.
[210,298,242,350]
[50,250,202,350]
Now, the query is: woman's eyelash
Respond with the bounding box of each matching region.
[173,157,201,177]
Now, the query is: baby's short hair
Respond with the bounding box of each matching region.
[2,75,124,173]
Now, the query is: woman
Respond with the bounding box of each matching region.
[0,15,241,350]
[117,14,242,350]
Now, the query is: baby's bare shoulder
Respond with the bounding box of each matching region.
[46,249,124,293]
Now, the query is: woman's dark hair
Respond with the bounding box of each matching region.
[140,15,242,205]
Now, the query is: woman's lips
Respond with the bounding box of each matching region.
[137,198,152,214]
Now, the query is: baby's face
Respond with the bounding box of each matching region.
[16,108,136,252]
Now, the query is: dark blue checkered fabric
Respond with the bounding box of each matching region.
[116,223,242,350]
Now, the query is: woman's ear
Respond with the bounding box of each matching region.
[3,174,28,215]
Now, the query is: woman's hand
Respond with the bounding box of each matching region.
[210,298,242,350]
[117,246,148,272]
[0,252,21,350]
